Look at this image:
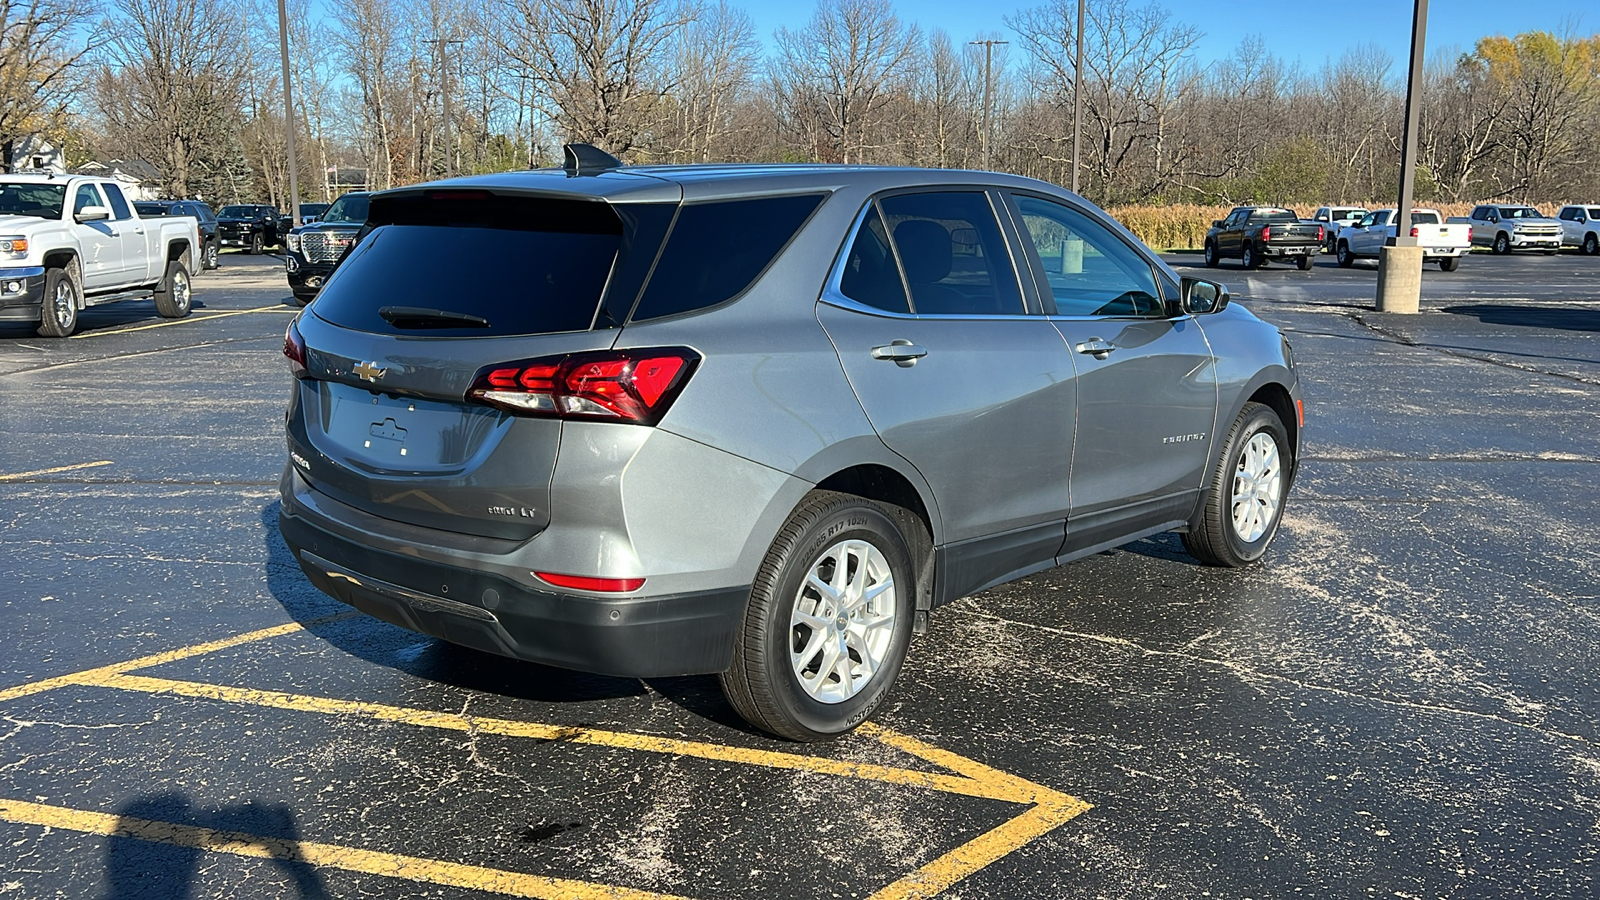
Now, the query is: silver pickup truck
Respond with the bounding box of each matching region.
[1555,204,1600,255]
[0,174,202,336]
[1448,204,1563,255]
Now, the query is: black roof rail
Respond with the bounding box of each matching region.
[563,143,622,177]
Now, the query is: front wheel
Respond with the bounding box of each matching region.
[1492,233,1510,254]
[1182,402,1291,567]
[249,233,264,255]
[153,259,192,318]
[203,241,219,270]
[36,268,79,338]
[720,491,916,742]
[1203,240,1219,268]
[1336,241,1354,267]
[1439,256,1460,272]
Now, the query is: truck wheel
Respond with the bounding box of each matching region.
[1242,243,1261,269]
[1584,233,1599,256]
[1336,241,1354,267]
[1492,233,1510,254]
[719,490,916,742]
[1182,402,1291,568]
[153,260,193,319]
[1439,256,1460,272]
[1203,240,1219,268]
[249,233,263,255]
[36,268,79,338]
[1295,254,1313,271]
[203,242,219,270]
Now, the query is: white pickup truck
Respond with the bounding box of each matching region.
[0,174,202,337]
[1555,204,1600,255]
[1334,208,1472,271]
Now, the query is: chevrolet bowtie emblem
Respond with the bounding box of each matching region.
[353,361,386,382]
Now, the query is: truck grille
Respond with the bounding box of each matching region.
[1519,225,1560,237]
[301,230,357,264]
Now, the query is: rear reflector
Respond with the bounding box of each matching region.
[468,347,699,425]
[535,572,646,593]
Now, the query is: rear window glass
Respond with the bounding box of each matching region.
[311,196,626,337]
[1410,211,1440,224]
[630,194,824,322]
[1249,208,1300,223]
[135,203,169,217]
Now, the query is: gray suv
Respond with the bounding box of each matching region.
[279,147,1302,741]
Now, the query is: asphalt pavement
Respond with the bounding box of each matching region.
[1,249,1596,898]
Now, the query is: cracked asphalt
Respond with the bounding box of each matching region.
[1,249,1597,898]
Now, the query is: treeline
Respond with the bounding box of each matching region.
[4,0,1598,208]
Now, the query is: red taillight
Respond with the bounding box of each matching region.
[535,572,645,593]
[1260,226,1272,241]
[1410,226,1419,238]
[283,319,307,377]
[1316,225,1325,241]
[1467,225,1473,242]
[467,348,699,424]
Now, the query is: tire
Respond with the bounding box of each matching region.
[203,241,219,270]
[1203,240,1219,268]
[249,232,264,255]
[1336,241,1354,267]
[1181,402,1291,568]
[1295,254,1313,271]
[1584,233,1599,256]
[291,292,313,308]
[1493,232,1510,254]
[153,259,193,318]
[1242,243,1261,269]
[1439,256,1460,272]
[36,267,79,338]
[720,490,917,742]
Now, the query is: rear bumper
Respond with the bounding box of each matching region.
[278,471,749,678]
[1262,244,1317,257]
[0,266,47,320]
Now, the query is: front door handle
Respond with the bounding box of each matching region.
[1075,337,1117,360]
[871,339,928,367]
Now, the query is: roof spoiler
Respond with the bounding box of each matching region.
[563,143,622,177]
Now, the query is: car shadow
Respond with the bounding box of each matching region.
[104,792,329,898]
[1441,304,1600,333]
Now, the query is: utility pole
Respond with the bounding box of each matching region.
[1375,0,1428,313]
[276,0,299,225]
[423,37,465,178]
[1072,0,1084,194]
[970,40,1008,170]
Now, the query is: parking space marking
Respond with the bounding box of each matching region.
[0,798,691,900]
[69,304,291,339]
[0,620,1091,898]
[0,460,113,482]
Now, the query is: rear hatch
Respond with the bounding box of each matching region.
[288,185,678,541]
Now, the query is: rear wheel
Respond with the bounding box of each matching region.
[720,491,916,742]
[153,259,192,318]
[36,268,79,338]
[1492,232,1510,254]
[1584,233,1599,256]
[1336,241,1354,267]
[1295,254,1313,271]
[1242,243,1261,269]
[1203,240,1219,268]
[1182,402,1291,567]
[1439,256,1460,272]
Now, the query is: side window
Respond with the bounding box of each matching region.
[72,184,103,216]
[1012,194,1163,318]
[631,193,824,321]
[1559,208,1574,221]
[1373,212,1391,227]
[839,205,910,314]
[102,183,133,220]
[877,191,1022,316]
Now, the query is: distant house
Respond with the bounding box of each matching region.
[2,135,67,175]
[72,158,163,200]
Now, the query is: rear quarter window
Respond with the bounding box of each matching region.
[629,194,825,322]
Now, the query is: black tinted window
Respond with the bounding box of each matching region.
[630,194,823,322]
[322,194,369,224]
[840,206,909,314]
[102,183,133,220]
[135,203,168,217]
[1248,208,1299,223]
[312,223,621,338]
[878,192,1022,316]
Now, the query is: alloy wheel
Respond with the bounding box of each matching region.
[789,539,897,704]
[1230,432,1282,543]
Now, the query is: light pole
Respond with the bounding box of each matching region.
[276,0,299,225]
[424,38,465,178]
[1072,0,1084,194]
[971,40,1008,170]
[1376,0,1429,313]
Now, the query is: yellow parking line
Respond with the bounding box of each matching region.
[0,460,113,482]
[0,798,691,900]
[70,305,288,338]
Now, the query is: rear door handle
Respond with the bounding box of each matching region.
[871,340,928,367]
[1075,337,1117,360]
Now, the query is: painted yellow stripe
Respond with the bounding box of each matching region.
[70,304,287,338]
[0,460,113,481]
[870,800,1089,900]
[0,614,354,704]
[0,797,690,900]
[90,673,1010,802]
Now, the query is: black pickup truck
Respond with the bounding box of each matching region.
[1204,207,1325,270]
[216,204,284,254]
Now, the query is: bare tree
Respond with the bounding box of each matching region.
[663,1,760,162]
[0,0,98,159]
[332,0,407,189]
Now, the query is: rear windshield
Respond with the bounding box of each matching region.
[1410,211,1440,224]
[321,194,368,224]
[1248,208,1300,223]
[218,206,254,217]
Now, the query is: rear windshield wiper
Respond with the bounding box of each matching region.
[378,306,490,329]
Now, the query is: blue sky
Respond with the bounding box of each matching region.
[739,0,1595,70]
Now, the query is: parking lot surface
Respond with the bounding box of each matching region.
[2,250,1597,898]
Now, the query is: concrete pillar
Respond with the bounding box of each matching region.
[1063,237,1084,275]
[1375,244,1423,313]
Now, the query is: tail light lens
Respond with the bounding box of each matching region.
[468,348,700,425]
[1260,226,1272,241]
[1467,226,1473,242]
[1316,226,1325,241]
[1410,226,1419,238]
[283,319,307,377]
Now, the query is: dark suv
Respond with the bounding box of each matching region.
[134,200,221,270]
[279,146,1302,741]
[283,192,369,304]
[217,204,283,253]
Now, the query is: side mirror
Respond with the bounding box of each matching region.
[1212,219,1225,228]
[1178,276,1230,316]
[75,205,111,223]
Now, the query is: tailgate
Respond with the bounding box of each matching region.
[1417,224,1467,247]
[1268,224,1323,242]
